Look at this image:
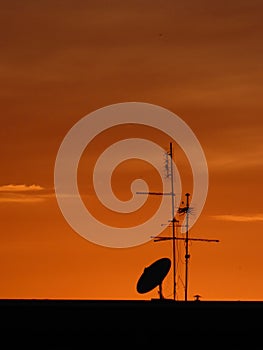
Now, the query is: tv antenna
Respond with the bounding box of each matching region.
[136,142,219,301]
[136,142,177,300]
[154,192,219,301]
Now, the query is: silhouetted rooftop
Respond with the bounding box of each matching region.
[0,298,262,347]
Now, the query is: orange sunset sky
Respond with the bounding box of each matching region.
[1,0,263,301]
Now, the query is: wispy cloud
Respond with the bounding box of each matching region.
[208,148,263,171]
[0,184,45,192]
[211,214,263,222]
[0,184,54,203]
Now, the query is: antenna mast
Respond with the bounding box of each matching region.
[169,142,177,301]
[136,142,177,300]
[155,192,219,301]
[184,193,190,301]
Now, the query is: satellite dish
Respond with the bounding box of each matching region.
[136,257,171,299]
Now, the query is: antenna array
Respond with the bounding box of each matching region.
[137,142,219,301]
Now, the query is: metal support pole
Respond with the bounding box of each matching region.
[184,193,190,301]
[169,142,176,301]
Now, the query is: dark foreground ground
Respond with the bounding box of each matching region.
[0,299,263,348]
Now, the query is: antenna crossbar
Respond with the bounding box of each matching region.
[136,191,175,196]
[153,236,220,243]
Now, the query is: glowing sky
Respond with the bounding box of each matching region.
[1,0,263,301]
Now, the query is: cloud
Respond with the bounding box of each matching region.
[0,184,53,203]
[0,184,45,192]
[211,214,263,222]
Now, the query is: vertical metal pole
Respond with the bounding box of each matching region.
[169,142,176,301]
[184,193,190,301]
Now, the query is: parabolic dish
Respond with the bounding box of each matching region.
[136,257,171,294]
